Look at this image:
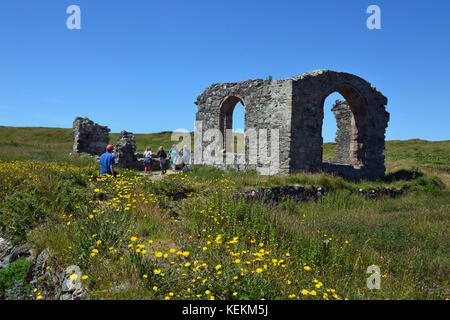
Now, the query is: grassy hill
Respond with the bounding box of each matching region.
[0,125,448,300]
[0,126,179,161]
[1,126,449,185]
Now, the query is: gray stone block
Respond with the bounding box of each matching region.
[73,117,110,156]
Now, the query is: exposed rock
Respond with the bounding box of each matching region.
[0,237,14,269]
[236,184,323,203]
[59,265,86,300]
[73,117,110,156]
[29,255,60,300]
[60,266,82,293]
[357,187,406,199]
[1,242,88,300]
[0,237,32,269]
[236,185,406,203]
[33,248,50,277]
[114,131,138,169]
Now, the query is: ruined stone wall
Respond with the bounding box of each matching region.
[289,70,389,179]
[265,79,293,174]
[195,70,389,180]
[327,100,354,165]
[195,78,292,174]
[72,117,110,156]
[114,131,138,169]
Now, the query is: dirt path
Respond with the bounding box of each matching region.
[137,170,180,181]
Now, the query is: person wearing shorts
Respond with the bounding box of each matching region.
[143,146,152,174]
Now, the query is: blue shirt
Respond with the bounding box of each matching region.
[99,152,115,175]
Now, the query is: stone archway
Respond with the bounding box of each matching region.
[290,70,389,179]
[321,84,368,167]
[219,95,246,152]
[195,70,389,179]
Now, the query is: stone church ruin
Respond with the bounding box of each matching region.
[72,118,141,169]
[72,70,389,180]
[195,70,389,179]
[72,118,156,170]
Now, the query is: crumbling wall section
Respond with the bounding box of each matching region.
[72,117,110,156]
[195,78,292,174]
[114,131,138,169]
[326,100,354,165]
[290,70,389,179]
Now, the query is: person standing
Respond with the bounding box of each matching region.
[181,145,191,169]
[157,146,168,174]
[169,144,179,171]
[143,146,153,174]
[99,144,116,176]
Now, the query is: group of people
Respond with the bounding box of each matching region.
[99,143,191,176]
[146,144,191,174]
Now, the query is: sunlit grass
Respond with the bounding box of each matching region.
[0,126,448,300]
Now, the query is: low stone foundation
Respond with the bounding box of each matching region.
[235,184,406,204]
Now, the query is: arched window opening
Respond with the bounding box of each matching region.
[321,85,367,167]
[322,92,342,162]
[232,101,245,154]
[219,96,246,154]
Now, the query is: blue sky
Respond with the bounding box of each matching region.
[0,0,449,141]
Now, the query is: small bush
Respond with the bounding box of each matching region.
[0,258,33,297]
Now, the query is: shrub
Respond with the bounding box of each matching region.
[0,258,33,298]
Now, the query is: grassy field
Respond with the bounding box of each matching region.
[0,126,181,162]
[0,126,448,300]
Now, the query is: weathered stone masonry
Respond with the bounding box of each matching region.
[114,130,138,169]
[326,100,355,165]
[72,117,110,156]
[195,70,389,179]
